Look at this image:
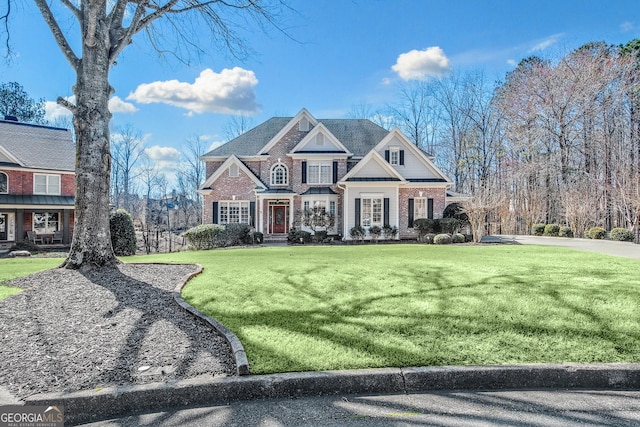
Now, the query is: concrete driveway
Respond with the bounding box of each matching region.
[487,235,640,260]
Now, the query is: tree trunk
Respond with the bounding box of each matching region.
[62,5,117,270]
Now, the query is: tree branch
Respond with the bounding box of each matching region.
[60,0,81,20]
[34,0,80,70]
[57,95,78,115]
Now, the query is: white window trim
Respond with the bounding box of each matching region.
[270,163,289,186]
[33,212,60,234]
[414,197,427,220]
[218,200,250,225]
[300,195,338,232]
[307,162,332,185]
[0,171,7,194]
[389,148,400,166]
[33,174,61,195]
[360,194,383,228]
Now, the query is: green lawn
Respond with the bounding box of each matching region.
[134,245,640,374]
[0,257,63,300]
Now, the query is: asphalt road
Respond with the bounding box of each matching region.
[490,235,640,259]
[81,389,640,426]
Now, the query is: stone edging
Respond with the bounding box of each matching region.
[172,263,251,376]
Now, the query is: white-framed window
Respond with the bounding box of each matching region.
[0,172,7,194]
[390,149,399,166]
[301,196,338,230]
[361,197,383,227]
[414,198,427,219]
[270,163,289,186]
[307,162,332,184]
[219,201,250,224]
[33,212,59,234]
[229,164,239,177]
[34,174,61,195]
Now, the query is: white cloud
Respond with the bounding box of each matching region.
[507,59,517,66]
[144,145,181,163]
[127,67,260,114]
[391,46,450,81]
[207,140,226,152]
[45,96,74,122]
[529,33,563,53]
[620,21,635,32]
[109,96,138,113]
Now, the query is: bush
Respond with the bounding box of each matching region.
[382,225,398,240]
[350,225,365,241]
[423,233,436,244]
[110,209,136,256]
[219,223,252,246]
[287,228,312,244]
[314,230,328,242]
[532,223,545,236]
[369,225,382,241]
[440,218,461,234]
[11,240,40,253]
[610,228,634,242]
[253,232,264,244]
[587,226,606,240]
[452,233,465,243]
[559,226,573,238]
[464,234,474,243]
[434,233,452,245]
[184,224,226,250]
[543,223,560,236]
[413,218,436,241]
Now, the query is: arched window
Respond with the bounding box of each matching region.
[0,172,7,194]
[270,163,288,186]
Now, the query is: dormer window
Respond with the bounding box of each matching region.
[385,148,404,166]
[270,163,289,186]
[0,172,7,194]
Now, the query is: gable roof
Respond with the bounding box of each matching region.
[340,150,406,183]
[290,122,352,155]
[199,155,267,190]
[0,120,75,172]
[202,113,390,159]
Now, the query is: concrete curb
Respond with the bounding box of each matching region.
[171,263,250,376]
[24,363,640,425]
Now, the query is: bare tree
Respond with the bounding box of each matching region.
[460,186,505,243]
[223,114,254,141]
[111,124,145,212]
[176,135,207,225]
[4,0,292,270]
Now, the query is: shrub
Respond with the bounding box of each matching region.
[464,234,474,243]
[587,226,606,240]
[314,230,328,242]
[253,232,264,244]
[350,225,365,241]
[184,224,225,250]
[288,228,312,244]
[423,233,436,244]
[440,218,461,234]
[452,233,465,243]
[382,225,398,240]
[369,225,382,242]
[559,226,573,238]
[413,218,436,241]
[110,209,136,256]
[532,224,545,236]
[219,223,252,246]
[434,233,452,245]
[543,223,560,236]
[610,228,634,242]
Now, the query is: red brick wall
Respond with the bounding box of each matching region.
[202,169,259,223]
[398,187,447,239]
[0,169,75,195]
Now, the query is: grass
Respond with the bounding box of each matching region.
[133,245,640,374]
[0,257,63,300]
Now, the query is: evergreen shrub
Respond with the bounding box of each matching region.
[434,233,452,245]
[543,224,560,236]
[610,228,634,242]
[110,209,136,256]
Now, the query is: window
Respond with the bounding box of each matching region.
[307,162,332,184]
[229,164,239,177]
[270,163,289,186]
[0,172,7,193]
[390,149,399,166]
[33,212,59,234]
[34,174,60,195]
[219,201,250,224]
[413,197,434,221]
[362,197,382,227]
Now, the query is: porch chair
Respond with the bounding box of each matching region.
[52,231,64,244]
[26,230,43,244]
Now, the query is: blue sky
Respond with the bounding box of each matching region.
[2,0,640,183]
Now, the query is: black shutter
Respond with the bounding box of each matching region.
[302,161,307,184]
[384,198,390,226]
[213,202,219,224]
[384,150,390,162]
[355,198,361,227]
[400,150,405,165]
[332,161,338,183]
[408,198,414,227]
[427,198,434,220]
[250,202,256,226]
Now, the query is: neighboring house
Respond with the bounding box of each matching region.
[0,117,75,247]
[199,108,454,240]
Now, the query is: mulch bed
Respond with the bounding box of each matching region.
[0,263,235,399]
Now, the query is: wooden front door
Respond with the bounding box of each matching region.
[272,206,287,234]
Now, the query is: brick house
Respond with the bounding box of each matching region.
[199,108,453,241]
[0,117,75,247]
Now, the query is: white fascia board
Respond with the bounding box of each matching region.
[0,145,23,166]
[287,153,350,160]
[341,150,406,182]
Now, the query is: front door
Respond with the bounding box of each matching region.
[272,206,287,234]
[0,214,6,241]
